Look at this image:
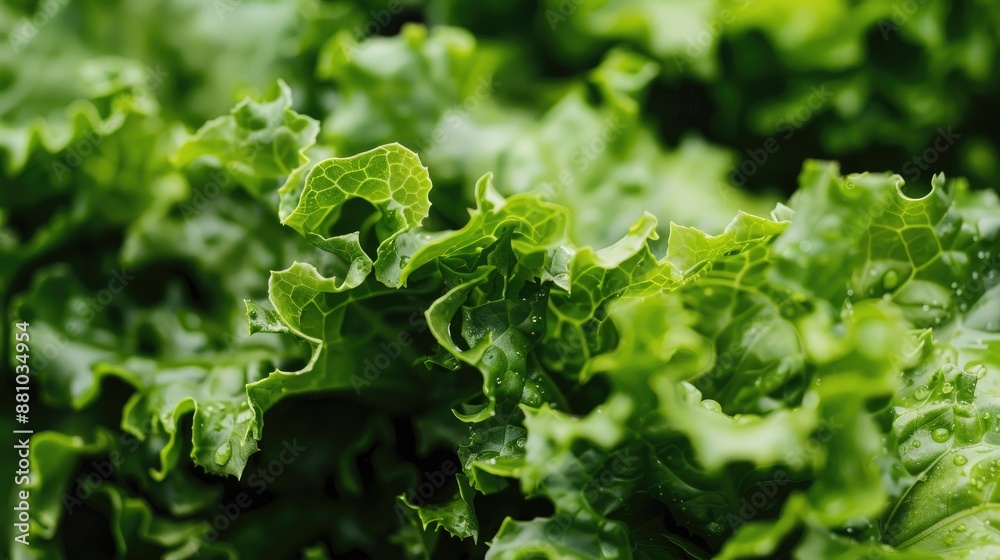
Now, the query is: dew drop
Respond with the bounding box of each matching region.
[214,442,233,465]
[912,440,921,448]
[883,270,899,290]
[954,455,968,466]
[932,428,950,443]
[942,382,954,395]
[914,386,930,400]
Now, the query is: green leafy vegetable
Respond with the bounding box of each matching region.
[8,3,1000,559]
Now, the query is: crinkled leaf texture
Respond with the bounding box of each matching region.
[238,136,786,555]
[18,70,1000,559]
[252,144,1000,558]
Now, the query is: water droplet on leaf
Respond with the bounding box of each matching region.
[883,270,899,290]
[214,442,233,465]
[932,428,950,443]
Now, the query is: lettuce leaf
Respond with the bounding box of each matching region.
[9,6,1000,557]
